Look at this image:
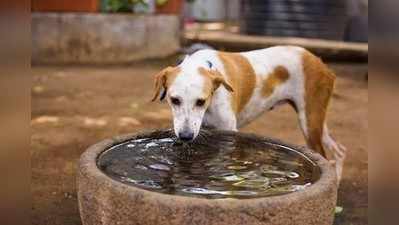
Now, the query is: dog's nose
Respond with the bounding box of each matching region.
[178,131,194,142]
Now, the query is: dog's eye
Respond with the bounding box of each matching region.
[170,97,181,106]
[196,99,206,107]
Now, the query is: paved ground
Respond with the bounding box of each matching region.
[31,61,368,225]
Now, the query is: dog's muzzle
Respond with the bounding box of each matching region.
[178,131,194,142]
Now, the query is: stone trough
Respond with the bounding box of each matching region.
[78,129,337,225]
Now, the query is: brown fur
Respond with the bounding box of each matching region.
[198,67,214,98]
[261,66,290,97]
[198,67,234,107]
[302,51,336,157]
[218,52,257,114]
[151,67,180,101]
[198,67,234,94]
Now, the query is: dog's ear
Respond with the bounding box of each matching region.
[212,70,234,92]
[151,66,177,102]
[199,67,234,93]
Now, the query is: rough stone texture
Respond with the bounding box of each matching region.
[32,13,180,64]
[78,130,338,225]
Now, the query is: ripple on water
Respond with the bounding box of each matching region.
[97,131,320,199]
[149,164,170,171]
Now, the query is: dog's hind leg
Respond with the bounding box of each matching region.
[321,124,346,182]
[292,52,346,182]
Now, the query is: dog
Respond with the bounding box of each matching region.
[151,46,346,181]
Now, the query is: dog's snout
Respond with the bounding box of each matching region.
[178,131,194,142]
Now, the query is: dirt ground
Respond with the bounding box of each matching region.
[31,61,368,225]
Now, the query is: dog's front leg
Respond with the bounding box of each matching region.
[215,116,238,131]
[203,107,237,131]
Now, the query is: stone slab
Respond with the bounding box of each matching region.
[78,129,338,225]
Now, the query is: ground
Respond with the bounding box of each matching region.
[31,61,368,225]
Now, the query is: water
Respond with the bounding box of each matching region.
[97,130,320,199]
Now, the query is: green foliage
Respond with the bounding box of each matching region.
[157,0,195,5]
[102,0,148,12]
[101,0,196,12]
[156,0,197,6]
[156,0,169,6]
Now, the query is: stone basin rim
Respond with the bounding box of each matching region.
[79,129,337,205]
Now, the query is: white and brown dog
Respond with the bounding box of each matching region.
[151,46,346,181]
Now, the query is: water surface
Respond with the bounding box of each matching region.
[97,130,320,199]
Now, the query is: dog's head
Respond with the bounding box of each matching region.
[151,59,233,142]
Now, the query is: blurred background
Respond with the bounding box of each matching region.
[31,1,368,225]
[31,0,368,65]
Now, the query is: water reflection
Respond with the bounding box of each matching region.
[98,130,320,199]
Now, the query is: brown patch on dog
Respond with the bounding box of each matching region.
[218,52,256,114]
[151,67,181,101]
[302,51,336,157]
[198,67,215,106]
[262,66,290,97]
[198,67,234,106]
[199,67,234,94]
[198,67,217,98]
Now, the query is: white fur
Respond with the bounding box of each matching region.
[167,59,209,139]
[165,46,345,181]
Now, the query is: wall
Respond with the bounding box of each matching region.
[32,13,180,64]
